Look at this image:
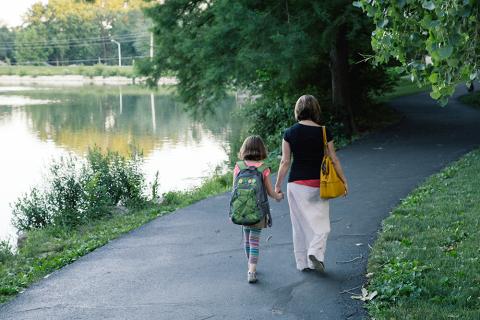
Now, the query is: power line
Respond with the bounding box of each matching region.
[0,36,150,51]
[3,35,150,50]
[0,32,150,47]
[1,31,150,46]
[9,55,149,65]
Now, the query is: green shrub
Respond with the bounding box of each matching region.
[47,157,86,227]
[161,191,183,207]
[12,188,50,230]
[86,147,146,207]
[12,148,148,231]
[93,64,105,76]
[102,68,119,77]
[0,241,13,264]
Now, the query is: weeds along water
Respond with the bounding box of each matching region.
[0,146,233,304]
[12,147,149,231]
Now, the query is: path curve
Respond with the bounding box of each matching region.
[1,86,480,319]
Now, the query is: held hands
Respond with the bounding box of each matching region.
[275,191,284,202]
[274,185,284,202]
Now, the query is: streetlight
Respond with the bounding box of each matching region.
[111,39,121,67]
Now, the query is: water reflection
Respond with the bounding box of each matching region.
[0,86,242,241]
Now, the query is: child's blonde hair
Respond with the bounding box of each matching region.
[238,135,267,161]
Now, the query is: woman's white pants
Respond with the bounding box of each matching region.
[287,183,330,270]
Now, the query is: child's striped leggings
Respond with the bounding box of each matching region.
[243,226,261,264]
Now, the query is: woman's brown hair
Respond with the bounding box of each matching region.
[238,135,268,161]
[294,94,322,124]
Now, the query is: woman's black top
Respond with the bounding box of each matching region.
[283,123,333,182]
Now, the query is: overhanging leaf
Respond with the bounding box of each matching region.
[422,1,436,10]
[430,90,441,100]
[352,1,362,8]
[438,46,453,59]
[428,72,439,83]
[377,18,389,28]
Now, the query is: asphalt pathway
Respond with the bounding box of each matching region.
[2,86,480,320]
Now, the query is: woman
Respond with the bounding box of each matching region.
[274,94,348,272]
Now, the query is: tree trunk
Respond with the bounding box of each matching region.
[329,24,357,136]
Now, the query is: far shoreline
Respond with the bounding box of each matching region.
[0,75,178,87]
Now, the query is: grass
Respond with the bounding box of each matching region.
[459,90,480,109]
[0,171,231,304]
[375,77,429,103]
[0,65,136,78]
[366,149,480,319]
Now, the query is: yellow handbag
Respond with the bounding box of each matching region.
[320,126,345,199]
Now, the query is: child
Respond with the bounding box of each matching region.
[232,135,283,283]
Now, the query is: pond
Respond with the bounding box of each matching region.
[0,85,242,241]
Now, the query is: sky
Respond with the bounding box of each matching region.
[0,0,48,27]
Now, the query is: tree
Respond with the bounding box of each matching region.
[139,0,392,141]
[0,27,15,63]
[354,0,480,105]
[18,0,148,65]
[15,25,52,64]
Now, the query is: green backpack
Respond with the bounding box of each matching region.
[229,161,271,226]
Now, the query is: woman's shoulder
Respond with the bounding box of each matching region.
[289,123,302,130]
[284,123,301,136]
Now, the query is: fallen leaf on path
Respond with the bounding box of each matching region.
[351,288,377,301]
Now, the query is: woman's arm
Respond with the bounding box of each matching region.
[327,141,348,195]
[265,175,283,200]
[274,139,291,193]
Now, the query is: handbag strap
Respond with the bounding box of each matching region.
[322,126,328,156]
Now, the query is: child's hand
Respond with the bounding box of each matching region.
[275,191,284,202]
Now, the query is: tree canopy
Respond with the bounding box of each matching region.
[354,0,479,105]
[4,0,150,65]
[0,27,15,63]
[140,0,393,143]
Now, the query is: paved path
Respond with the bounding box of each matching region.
[2,87,480,320]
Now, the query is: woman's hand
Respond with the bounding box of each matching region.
[274,185,282,194]
[343,182,349,197]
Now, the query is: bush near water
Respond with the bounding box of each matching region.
[0,146,233,303]
[12,147,151,231]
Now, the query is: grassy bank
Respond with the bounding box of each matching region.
[0,65,136,78]
[0,168,231,304]
[375,77,429,103]
[366,149,480,319]
[0,84,175,97]
[459,91,480,109]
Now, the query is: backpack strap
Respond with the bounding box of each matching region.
[256,163,269,174]
[236,161,248,170]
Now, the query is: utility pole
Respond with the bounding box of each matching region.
[111,39,121,67]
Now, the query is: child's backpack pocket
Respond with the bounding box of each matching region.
[230,188,262,225]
